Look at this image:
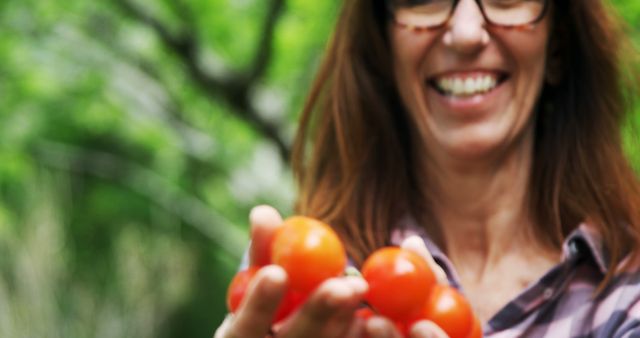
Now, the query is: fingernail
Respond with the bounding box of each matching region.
[410,320,438,338]
[260,265,287,285]
[366,316,392,338]
[346,276,368,294]
[249,205,281,225]
[324,280,352,307]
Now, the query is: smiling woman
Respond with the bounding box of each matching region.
[390,0,549,160]
[215,0,640,337]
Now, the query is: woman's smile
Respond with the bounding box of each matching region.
[426,70,510,118]
[429,71,506,98]
[391,0,550,160]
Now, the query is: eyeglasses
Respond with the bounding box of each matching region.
[387,0,549,31]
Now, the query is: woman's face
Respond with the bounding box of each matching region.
[390,0,551,162]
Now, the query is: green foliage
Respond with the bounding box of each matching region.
[0,0,638,337]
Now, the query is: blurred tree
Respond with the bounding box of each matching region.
[0,0,637,337]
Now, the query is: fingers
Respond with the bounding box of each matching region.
[400,235,448,285]
[249,205,284,267]
[343,315,367,338]
[226,265,288,338]
[280,276,368,338]
[409,320,450,338]
[366,316,404,338]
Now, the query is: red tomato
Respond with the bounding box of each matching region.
[362,247,436,321]
[355,307,376,320]
[421,284,474,338]
[271,216,347,293]
[273,290,306,323]
[467,315,483,338]
[355,308,375,338]
[226,267,305,323]
[226,267,258,313]
[394,320,410,337]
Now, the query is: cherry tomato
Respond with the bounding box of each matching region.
[271,216,347,293]
[421,284,474,338]
[271,290,306,323]
[226,267,258,313]
[356,307,376,320]
[362,247,436,321]
[467,315,483,338]
[394,320,410,337]
[355,308,375,338]
[226,267,305,323]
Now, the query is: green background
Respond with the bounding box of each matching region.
[0,1,637,337]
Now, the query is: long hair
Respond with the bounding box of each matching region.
[291,0,640,284]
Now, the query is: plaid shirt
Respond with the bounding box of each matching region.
[391,222,640,338]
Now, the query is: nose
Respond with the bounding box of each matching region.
[443,0,490,55]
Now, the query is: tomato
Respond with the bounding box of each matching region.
[421,284,474,338]
[271,216,347,293]
[467,315,483,338]
[361,247,436,321]
[226,267,305,323]
[273,290,306,323]
[356,307,376,320]
[394,320,410,337]
[355,308,375,338]
[226,267,258,313]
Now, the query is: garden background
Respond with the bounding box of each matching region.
[0,0,638,337]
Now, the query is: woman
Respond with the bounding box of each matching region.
[216,0,640,337]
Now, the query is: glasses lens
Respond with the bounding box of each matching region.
[390,0,546,28]
[392,0,452,28]
[482,0,545,26]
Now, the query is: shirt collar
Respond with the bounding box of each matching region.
[391,217,610,281]
[563,223,609,274]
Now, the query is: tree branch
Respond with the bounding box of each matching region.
[112,0,291,161]
[33,140,247,260]
[248,0,285,82]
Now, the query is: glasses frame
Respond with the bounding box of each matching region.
[387,0,550,31]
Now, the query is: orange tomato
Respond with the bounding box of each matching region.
[362,247,436,321]
[421,284,474,338]
[467,314,483,338]
[271,216,347,293]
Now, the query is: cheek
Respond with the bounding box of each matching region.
[512,49,546,112]
[515,27,550,90]
[391,29,437,83]
[391,34,415,86]
[523,45,547,83]
[391,30,437,112]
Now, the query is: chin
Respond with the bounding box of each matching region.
[440,137,508,162]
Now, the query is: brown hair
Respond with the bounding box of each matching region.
[291,0,640,284]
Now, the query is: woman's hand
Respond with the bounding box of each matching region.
[214,206,455,338]
[214,205,369,338]
[363,316,450,338]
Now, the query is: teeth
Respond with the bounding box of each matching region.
[435,75,498,96]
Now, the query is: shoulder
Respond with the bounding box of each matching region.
[582,265,640,337]
[558,225,640,338]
